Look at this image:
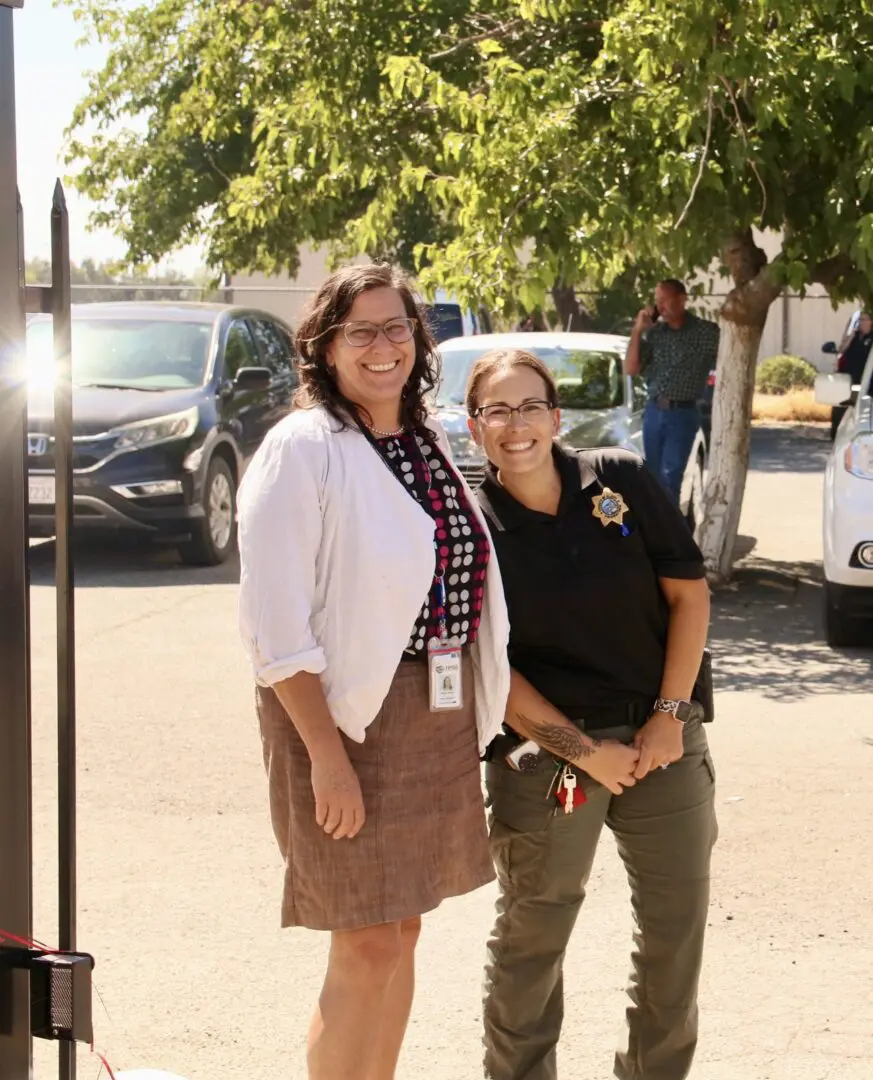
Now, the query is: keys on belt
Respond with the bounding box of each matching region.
[552,764,586,814]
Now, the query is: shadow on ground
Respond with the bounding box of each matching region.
[29,536,240,589]
[747,423,832,474]
[710,553,873,699]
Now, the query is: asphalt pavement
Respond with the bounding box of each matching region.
[26,423,873,1080]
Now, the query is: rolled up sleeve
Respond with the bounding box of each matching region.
[237,425,328,686]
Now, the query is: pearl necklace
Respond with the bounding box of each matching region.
[369,423,406,438]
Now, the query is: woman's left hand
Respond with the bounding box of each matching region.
[633,712,685,779]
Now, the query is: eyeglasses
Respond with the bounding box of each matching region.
[327,318,418,348]
[473,400,554,427]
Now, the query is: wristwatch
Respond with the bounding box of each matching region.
[653,697,695,724]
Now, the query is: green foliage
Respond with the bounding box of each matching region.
[755,355,818,395]
[63,0,873,317]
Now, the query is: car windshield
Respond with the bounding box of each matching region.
[426,303,465,344]
[437,345,625,410]
[26,318,214,390]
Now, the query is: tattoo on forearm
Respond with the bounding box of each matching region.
[518,714,601,762]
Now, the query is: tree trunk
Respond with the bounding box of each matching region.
[551,281,593,331]
[697,230,781,585]
[697,316,765,584]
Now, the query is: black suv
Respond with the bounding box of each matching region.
[26,302,297,564]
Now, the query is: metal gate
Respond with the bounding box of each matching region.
[1,3,93,1077]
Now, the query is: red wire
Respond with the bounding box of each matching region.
[92,1047,118,1080]
[1,927,117,1080]
[0,927,56,952]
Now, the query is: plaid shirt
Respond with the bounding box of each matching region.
[641,313,720,401]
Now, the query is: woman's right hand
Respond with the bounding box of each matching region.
[310,750,366,839]
[576,740,641,795]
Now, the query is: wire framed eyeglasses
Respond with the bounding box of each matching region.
[472,400,554,428]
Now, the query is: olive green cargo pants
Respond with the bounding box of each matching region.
[483,720,717,1080]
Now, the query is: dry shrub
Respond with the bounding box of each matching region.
[751,389,831,423]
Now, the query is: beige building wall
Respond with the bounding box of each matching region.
[690,230,858,371]
[227,246,369,328]
[229,234,859,370]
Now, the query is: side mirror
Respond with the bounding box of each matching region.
[234,366,272,392]
[814,372,853,406]
[821,341,837,355]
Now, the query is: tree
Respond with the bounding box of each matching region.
[24,257,204,302]
[65,0,873,581]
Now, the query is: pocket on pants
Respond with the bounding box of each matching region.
[485,757,557,835]
[703,748,716,785]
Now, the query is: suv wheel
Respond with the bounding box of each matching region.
[823,581,867,647]
[179,457,236,566]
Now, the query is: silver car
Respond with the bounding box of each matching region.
[433,331,706,528]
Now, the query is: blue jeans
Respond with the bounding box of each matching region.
[643,400,700,506]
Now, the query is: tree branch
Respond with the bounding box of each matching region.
[720,230,781,324]
[674,88,713,229]
[810,253,870,302]
[810,253,856,289]
[722,228,768,288]
[429,19,526,62]
[719,74,767,217]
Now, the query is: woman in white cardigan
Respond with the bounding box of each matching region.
[238,264,510,1080]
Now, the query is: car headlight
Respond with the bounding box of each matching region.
[109,407,199,451]
[844,434,873,479]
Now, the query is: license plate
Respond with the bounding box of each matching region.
[29,475,56,505]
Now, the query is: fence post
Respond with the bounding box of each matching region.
[0,4,35,1078]
[52,179,77,1080]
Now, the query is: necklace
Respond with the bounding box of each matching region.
[369,423,406,438]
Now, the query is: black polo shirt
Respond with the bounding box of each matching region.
[477,445,705,728]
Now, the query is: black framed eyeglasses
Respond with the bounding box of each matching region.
[473,400,554,428]
[325,317,418,348]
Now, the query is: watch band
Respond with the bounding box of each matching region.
[653,697,694,723]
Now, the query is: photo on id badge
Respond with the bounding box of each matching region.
[429,637,464,711]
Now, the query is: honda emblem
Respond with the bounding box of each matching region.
[27,434,49,456]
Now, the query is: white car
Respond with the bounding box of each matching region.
[814,358,873,645]
[434,332,707,530]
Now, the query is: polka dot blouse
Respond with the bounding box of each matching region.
[375,431,490,655]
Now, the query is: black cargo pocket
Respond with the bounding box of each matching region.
[485,757,558,834]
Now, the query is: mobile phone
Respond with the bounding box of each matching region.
[505,738,542,773]
[650,304,660,323]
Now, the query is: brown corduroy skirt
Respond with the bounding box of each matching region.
[256,653,494,931]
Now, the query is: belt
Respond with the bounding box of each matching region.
[570,699,654,730]
[651,395,697,409]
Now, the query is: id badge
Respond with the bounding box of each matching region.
[428,636,464,712]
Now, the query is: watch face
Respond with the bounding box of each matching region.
[675,700,694,723]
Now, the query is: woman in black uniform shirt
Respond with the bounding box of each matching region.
[467,349,717,1080]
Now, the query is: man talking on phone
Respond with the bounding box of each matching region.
[624,279,720,506]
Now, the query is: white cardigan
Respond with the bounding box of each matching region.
[237,406,510,754]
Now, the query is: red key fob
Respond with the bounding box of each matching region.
[555,782,587,810]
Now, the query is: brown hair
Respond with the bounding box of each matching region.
[294,264,439,431]
[465,349,559,416]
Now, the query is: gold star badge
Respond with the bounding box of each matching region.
[592,487,629,527]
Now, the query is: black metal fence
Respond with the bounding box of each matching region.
[1,5,91,1078]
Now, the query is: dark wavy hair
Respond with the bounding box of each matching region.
[465,349,559,416]
[294,264,440,431]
